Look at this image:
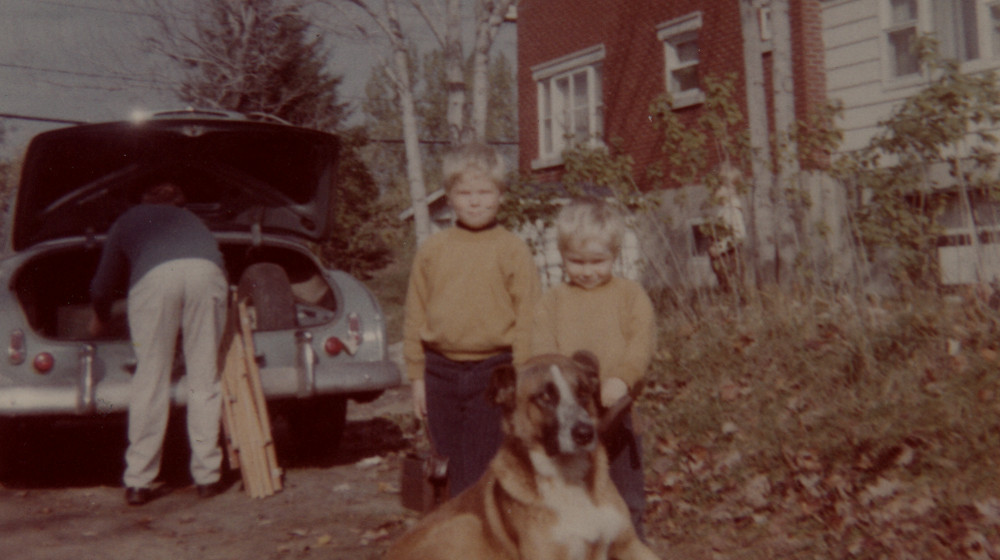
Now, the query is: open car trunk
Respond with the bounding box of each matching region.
[13,241,338,340]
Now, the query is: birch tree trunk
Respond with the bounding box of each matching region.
[470,0,516,142]
[342,0,432,244]
[739,0,772,287]
[444,0,466,143]
[770,0,799,285]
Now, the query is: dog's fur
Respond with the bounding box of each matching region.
[385,351,659,560]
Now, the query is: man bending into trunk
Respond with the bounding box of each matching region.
[89,181,229,506]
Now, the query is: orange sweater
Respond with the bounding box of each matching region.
[530,277,656,392]
[403,225,541,381]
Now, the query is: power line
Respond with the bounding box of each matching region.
[0,62,170,86]
[0,112,86,125]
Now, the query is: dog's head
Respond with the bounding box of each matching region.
[490,351,601,457]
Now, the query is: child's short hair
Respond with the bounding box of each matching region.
[556,197,626,255]
[442,143,508,193]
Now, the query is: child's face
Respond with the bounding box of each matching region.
[448,173,502,230]
[562,240,615,290]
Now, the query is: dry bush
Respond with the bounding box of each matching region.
[641,287,1000,558]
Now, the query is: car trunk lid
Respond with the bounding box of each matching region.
[12,116,342,251]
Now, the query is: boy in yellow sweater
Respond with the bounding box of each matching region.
[530,197,656,535]
[403,143,541,496]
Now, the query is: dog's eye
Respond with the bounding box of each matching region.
[534,382,559,407]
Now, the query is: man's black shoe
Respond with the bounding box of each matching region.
[125,487,152,506]
[196,481,224,499]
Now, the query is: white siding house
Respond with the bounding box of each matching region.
[822,0,1000,284]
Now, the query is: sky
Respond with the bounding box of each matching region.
[0,0,517,159]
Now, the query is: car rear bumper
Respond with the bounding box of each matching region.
[0,360,401,417]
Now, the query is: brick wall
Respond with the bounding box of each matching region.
[518,0,827,188]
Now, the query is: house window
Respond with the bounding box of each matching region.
[883,0,996,80]
[990,2,1000,56]
[886,0,920,77]
[657,12,704,108]
[531,45,605,166]
[934,0,979,62]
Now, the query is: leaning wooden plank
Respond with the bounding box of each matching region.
[219,339,244,471]
[219,315,277,498]
[236,301,283,493]
[233,356,272,497]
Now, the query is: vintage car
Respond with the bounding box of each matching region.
[0,109,401,459]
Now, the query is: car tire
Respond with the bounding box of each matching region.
[237,263,297,331]
[279,396,348,460]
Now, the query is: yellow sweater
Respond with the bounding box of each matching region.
[403,225,541,381]
[530,277,656,392]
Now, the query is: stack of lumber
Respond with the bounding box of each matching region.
[220,298,283,498]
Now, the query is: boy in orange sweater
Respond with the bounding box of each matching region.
[531,197,656,535]
[403,143,541,496]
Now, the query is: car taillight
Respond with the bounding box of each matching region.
[33,352,54,374]
[324,337,345,356]
[8,329,26,365]
[324,313,363,357]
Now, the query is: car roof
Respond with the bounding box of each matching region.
[12,112,342,251]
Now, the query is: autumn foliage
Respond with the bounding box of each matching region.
[640,288,1000,558]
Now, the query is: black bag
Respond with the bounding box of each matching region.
[400,420,449,512]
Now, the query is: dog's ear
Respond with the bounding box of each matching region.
[488,363,518,412]
[570,350,601,399]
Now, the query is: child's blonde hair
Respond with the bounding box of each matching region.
[556,197,626,255]
[442,143,508,193]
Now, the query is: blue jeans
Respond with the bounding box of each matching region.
[424,350,508,496]
[604,412,647,539]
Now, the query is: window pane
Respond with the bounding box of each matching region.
[539,81,550,118]
[543,119,553,154]
[889,27,919,76]
[933,0,980,61]
[572,71,590,142]
[594,65,604,138]
[573,107,590,142]
[890,0,917,24]
[992,3,1000,56]
[573,71,588,112]
[959,0,979,60]
[673,66,699,92]
[675,37,699,64]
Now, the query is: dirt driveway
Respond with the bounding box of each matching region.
[0,383,421,560]
[1,381,674,560]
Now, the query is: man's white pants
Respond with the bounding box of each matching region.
[123,259,228,488]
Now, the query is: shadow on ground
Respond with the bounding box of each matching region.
[0,410,410,490]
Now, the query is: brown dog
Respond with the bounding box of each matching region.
[385,351,659,560]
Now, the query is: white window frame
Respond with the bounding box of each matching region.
[880,0,1000,85]
[531,45,605,169]
[657,12,704,109]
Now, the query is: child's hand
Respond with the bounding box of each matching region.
[411,379,428,418]
[600,377,628,408]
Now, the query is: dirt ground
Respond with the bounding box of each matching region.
[0,379,673,560]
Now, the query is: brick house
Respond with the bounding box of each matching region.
[516,0,837,289]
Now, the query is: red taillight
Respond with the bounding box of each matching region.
[324,337,345,356]
[33,352,54,374]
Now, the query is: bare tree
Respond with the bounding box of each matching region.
[469,0,517,141]
[145,0,348,132]
[324,0,516,245]
[331,0,433,244]
[413,0,516,142]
